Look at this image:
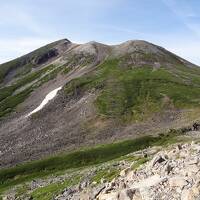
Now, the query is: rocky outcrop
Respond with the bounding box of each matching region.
[52,142,200,200]
[3,142,200,200]
[33,48,59,65]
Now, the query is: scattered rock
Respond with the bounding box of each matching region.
[8,141,200,200]
[118,189,136,200]
[98,191,119,200]
[120,167,131,177]
[168,177,188,188]
[150,154,167,167]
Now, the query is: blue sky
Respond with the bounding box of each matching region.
[1,0,200,65]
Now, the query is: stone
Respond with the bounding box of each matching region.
[185,165,199,176]
[62,188,74,196]
[169,177,188,188]
[187,157,199,165]
[181,185,200,200]
[92,184,106,199]
[92,181,97,185]
[132,174,167,188]
[151,155,166,167]
[132,194,143,200]
[177,144,183,150]
[98,191,119,200]
[118,181,126,189]
[146,146,160,156]
[118,189,135,200]
[126,170,135,181]
[79,180,89,190]
[120,167,131,177]
[46,142,200,200]
[101,178,106,184]
[163,161,173,175]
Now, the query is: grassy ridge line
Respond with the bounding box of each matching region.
[0,132,180,193]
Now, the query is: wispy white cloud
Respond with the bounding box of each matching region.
[162,0,200,37]
[0,3,44,36]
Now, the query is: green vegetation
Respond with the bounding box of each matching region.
[62,65,72,74]
[131,157,150,170]
[92,168,119,183]
[0,64,55,101]
[0,132,181,194]
[30,175,80,200]
[2,57,200,120]
[0,40,70,118]
[15,184,29,198]
[0,64,68,119]
[0,87,33,118]
[0,59,24,83]
[66,53,95,68]
[0,86,16,102]
[0,39,63,83]
[0,60,76,119]
[35,65,64,87]
[64,59,200,121]
[0,66,53,118]
[14,63,33,78]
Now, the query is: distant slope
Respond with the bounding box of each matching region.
[0,39,71,85]
[1,39,200,168]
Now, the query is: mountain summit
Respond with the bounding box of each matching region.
[1,39,200,168]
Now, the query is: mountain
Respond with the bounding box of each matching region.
[1,39,200,170]
[1,39,200,199]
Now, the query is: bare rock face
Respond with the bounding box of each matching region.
[33,48,59,65]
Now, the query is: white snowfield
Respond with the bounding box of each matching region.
[27,86,62,117]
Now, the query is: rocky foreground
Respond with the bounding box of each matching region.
[55,142,200,200]
[3,140,200,200]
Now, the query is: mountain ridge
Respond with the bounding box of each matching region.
[1,38,200,169]
[1,38,197,87]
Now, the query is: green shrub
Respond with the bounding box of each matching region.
[0,132,180,193]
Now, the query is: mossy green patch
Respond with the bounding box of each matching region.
[0,87,33,118]
[30,175,80,200]
[0,64,55,100]
[62,65,72,74]
[92,168,119,183]
[0,64,68,119]
[131,157,150,170]
[15,184,29,198]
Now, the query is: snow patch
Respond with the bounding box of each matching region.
[27,86,62,117]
